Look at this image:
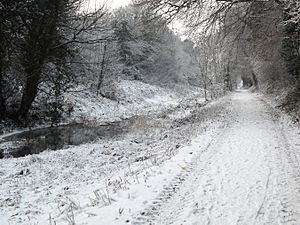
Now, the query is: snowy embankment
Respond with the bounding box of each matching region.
[0,80,204,138]
[65,80,205,125]
[0,83,229,225]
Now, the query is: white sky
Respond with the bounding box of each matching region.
[84,0,187,39]
[85,0,132,10]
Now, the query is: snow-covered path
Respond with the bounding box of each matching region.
[1,90,300,225]
[130,90,300,225]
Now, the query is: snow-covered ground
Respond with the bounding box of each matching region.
[0,84,225,225]
[1,90,300,225]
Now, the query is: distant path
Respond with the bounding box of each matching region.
[131,90,300,225]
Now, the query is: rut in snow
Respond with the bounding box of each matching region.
[130,90,300,225]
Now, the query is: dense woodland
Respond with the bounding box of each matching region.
[0,0,299,127]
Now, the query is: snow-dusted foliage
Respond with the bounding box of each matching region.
[80,5,217,91]
[64,79,204,124]
[1,2,218,126]
[283,0,300,24]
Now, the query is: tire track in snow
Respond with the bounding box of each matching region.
[129,132,224,224]
[130,121,236,225]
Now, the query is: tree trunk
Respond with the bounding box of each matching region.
[0,32,6,120]
[203,77,207,101]
[17,0,53,120]
[0,68,6,120]
[97,42,107,96]
[18,67,40,119]
[251,70,259,89]
[202,70,208,101]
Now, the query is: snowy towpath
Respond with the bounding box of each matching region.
[1,90,300,225]
[130,90,300,225]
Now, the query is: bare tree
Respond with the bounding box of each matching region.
[0,0,109,122]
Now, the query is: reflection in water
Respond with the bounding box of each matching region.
[0,120,131,158]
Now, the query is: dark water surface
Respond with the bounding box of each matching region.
[0,120,132,158]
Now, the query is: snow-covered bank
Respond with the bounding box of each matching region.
[0,91,230,225]
[256,84,300,123]
[0,80,204,138]
[65,80,205,125]
[257,92,300,164]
